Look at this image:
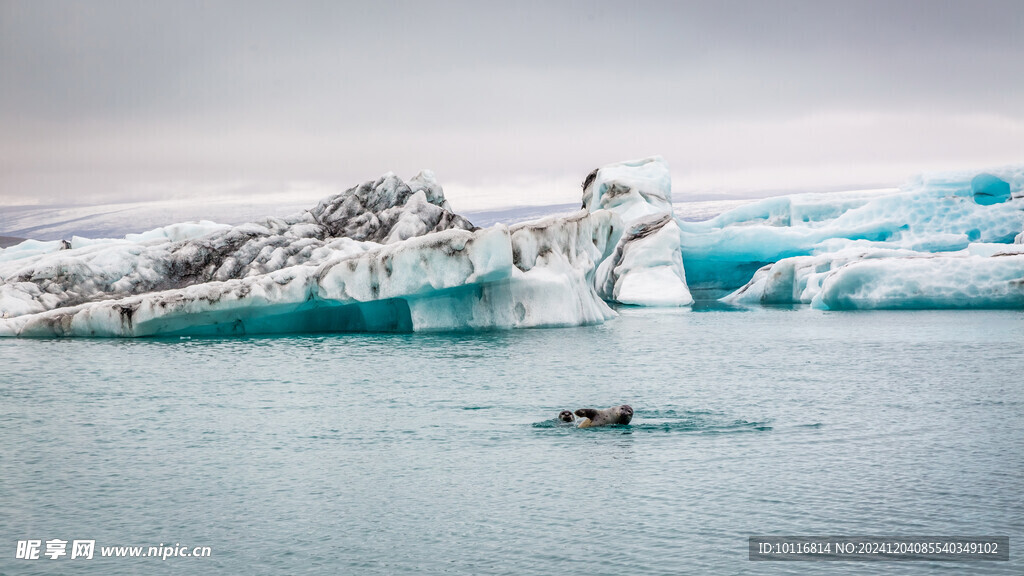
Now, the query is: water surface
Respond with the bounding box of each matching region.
[2,308,1022,574]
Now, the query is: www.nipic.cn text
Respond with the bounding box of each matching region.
[15,539,211,561]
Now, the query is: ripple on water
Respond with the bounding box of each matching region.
[532,408,773,434]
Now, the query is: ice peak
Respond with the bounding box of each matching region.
[311,171,472,243]
[581,156,673,220]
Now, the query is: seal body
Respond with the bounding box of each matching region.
[573,405,633,427]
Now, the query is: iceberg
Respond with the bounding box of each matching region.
[682,166,1024,303]
[723,243,1024,309]
[1,158,1023,337]
[0,171,469,319]
[0,161,674,336]
[585,157,693,307]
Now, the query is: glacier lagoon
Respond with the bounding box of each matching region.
[1,307,1021,575]
[2,158,1023,574]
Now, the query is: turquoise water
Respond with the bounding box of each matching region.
[2,308,1022,575]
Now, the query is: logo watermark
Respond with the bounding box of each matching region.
[15,539,210,561]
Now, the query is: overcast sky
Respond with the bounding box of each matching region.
[2,0,1022,211]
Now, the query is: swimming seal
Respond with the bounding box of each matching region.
[574,405,633,428]
[558,410,576,423]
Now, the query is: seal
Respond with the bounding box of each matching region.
[573,405,633,428]
[558,410,576,423]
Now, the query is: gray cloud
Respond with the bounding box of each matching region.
[1,0,1023,210]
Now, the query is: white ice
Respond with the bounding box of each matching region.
[723,242,1024,309]
[713,167,1024,309]
[0,168,627,336]
[2,159,1022,336]
[681,167,1024,303]
[586,157,693,306]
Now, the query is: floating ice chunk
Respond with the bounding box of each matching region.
[682,168,1024,298]
[0,170,630,336]
[724,243,1024,309]
[724,246,926,306]
[814,251,1024,310]
[583,156,693,306]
